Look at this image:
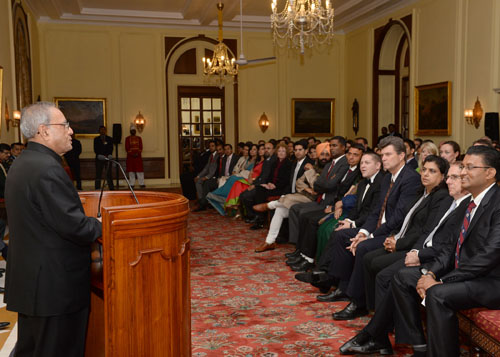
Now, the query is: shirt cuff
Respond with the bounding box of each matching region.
[345,219,355,228]
[359,229,369,237]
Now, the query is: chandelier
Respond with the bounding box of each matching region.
[271,0,335,54]
[202,3,238,88]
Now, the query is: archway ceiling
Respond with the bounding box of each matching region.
[25,0,417,33]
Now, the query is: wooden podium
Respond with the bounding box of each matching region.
[79,191,191,357]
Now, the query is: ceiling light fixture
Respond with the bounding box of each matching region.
[202,2,238,88]
[271,0,335,54]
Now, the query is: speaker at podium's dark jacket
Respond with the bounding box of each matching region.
[4,142,102,317]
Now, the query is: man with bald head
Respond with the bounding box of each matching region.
[5,102,102,356]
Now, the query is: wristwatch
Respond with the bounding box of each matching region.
[420,267,436,279]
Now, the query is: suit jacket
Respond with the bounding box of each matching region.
[286,156,315,194]
[313,155,349,205]
[393,188,452,251]
[93,135,113,157]
[253,154,277,186]
[197,152,219,179]
[425,185,500,308]
[348,170,385,227]
[266,158,293,194]
[414,197,470,263]
[362,164,422,238]
[221,154,240,177]
[406,157,418,170]
[332,166,362,205]
[4,142,102,316]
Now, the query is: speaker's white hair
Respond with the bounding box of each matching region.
[20,102,56,139]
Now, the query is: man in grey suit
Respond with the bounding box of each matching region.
[194,140,222,211]
[286,136,349,271]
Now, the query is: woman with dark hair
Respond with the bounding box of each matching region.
[362,155,451,309]
[439,140,461,164]
[225,144,265,212]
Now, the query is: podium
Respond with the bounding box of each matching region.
[79,191,191,356]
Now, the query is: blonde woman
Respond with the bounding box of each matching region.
[417,141,438,172]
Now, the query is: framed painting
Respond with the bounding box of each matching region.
[292,98,335,137]
[54,97,106,137]
[414,81,451,136]
[0,66,3,135]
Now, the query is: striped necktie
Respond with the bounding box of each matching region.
[376,179,394,228]
[455,200,476,268]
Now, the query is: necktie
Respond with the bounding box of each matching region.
[423,200,457,247]
[376,179,394,228]
[395,194,426,241]
[341,168,353,182]
[455,200,476,268]
[326,160,335,179]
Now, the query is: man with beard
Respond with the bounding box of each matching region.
[253,142,330,252]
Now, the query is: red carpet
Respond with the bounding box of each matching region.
[189,210,415,356]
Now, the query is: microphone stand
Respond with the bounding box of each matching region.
[97,160,110,218]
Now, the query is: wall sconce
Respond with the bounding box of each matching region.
[258,112,269,133]
[134,111,145,133]
[464,97,483,129]
[6,106,21,131]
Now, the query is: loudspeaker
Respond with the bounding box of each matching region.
[485,112,500,142]
[112,124,122,144]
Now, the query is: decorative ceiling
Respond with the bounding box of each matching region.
[24,0,417,33]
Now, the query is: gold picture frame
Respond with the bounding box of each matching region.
[292,98,335,137]
[0,66,3,135]
[414,81,452,136]
[54,97,107,137]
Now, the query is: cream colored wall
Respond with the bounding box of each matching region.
[36,22,346,184]
[344,0,500,150]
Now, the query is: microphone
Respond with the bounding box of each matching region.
[96,155,139,217]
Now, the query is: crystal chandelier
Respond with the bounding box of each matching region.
[202,3,238,88]
[271,0,335,54]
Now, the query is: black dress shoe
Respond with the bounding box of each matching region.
[193,206,207,212]
[311,279,334,294]
[250,223,265,230]
[286,255,303,266]
[290,259,314,272]
[246,216,260,224]
[317,288,349,302]
[349,336,393,355]
[339,330,371,354]
[332,301,369,320]
[0,321,9,329]
[285,249,300,259]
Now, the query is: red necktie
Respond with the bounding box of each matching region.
[326,160,335,179]
[376,179,394,228]
[455,201,476,268]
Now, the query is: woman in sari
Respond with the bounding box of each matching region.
[225,144,265,212]
[206,143,258,215]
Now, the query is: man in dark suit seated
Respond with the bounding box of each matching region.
[404,138,418,170]
[287,136,349,256]
[390,145,500,357]
[5,102,102,355]
[240,141,276,222]
[219,144,240,180]
[339,161,470,355]
[193,142,224,211]
[316,136,421,320]
[288,144,364,271]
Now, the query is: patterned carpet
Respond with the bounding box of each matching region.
[189,209,413,356]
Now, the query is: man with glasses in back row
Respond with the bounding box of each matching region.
[5,102,102,356]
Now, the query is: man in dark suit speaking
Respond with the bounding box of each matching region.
[4,102,102,356]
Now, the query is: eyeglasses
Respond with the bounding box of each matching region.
[459,165,491,171]
[46,121,70,129]
[446,174,461,181]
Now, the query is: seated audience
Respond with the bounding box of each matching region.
[391,145,500,357]
[417,141,438,171]
[339,161,470,355]
[403,138,418,170]
[225,145,266,211]
[194,141,223,211]
[207,143,256,215]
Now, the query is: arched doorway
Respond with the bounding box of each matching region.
[372,16,412,145]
